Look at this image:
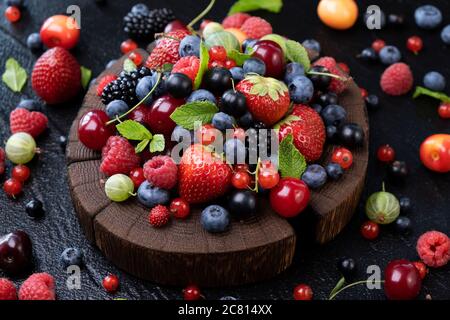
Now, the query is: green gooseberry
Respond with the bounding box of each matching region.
[105,174,135,202]
[202,22,224,39]
[5,132,37,164]
[365,183,400,224]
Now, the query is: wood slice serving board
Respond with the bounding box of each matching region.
[67,49,368,287]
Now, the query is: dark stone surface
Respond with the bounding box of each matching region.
[0,0,449,300]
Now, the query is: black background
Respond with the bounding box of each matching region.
[0,0,449,300]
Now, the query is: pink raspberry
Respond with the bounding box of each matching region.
[101,136,141,176]
[416,231,450,268]
[172,56,200,82]
[380,63,413,96]
[0,278,17,300]
[222,13,251,29]
[143,155,178,189]
[313,56,349,94]
[240,17,273,39]
[18,273,55,300]
[0,148,5,176]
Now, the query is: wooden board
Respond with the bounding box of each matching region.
[67,49,368,287]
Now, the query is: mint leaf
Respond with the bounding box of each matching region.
[149,134,165,153]
[285,40,311,71]
[2,58,27,92]
[228,0,283,15]
[278,134,306,178]
[117,120,152,141]
[170,101,218,130]
[194,42,209,90]
[413,86,450,103]
[135,139,150,153]
[123,58,137,73]
[80,66,92,89]
[228,49,252,66]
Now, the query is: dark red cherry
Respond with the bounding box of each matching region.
[0,230,33,274]
[78,110,114,150]
[251,40,286,78]
[146,95,184,136]
[384,259,422,300]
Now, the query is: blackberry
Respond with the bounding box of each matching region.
[101,67,152,106]
[123,7,175,40]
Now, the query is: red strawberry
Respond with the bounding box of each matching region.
[100,136,141,176]
[313,56,349,94]
[18,273,55,300]
[277,105,326,162]
[31,47,81,104]
[236,75,290,126]
[172,56,200,82]
[145,30,190,69]
[10,108,48,138]
[179,144,232,204]
[96,74,117,96]
[148,205,170,227]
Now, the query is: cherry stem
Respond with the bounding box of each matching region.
[154,33,181,42]
[307,70,350,81]
[382,181,386,192]
[106,72,161,126]
[250,158,261,193]
[187,0,216,29]
[328,280,385,300]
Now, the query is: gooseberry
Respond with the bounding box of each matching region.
[104,174,135,202]
[5,133,37,164]
[365,184,400,224]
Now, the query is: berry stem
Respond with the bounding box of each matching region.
[328,280,385,300]
[307,70,350,81]
[413,86,450,103]
[250,158,261,193]
[154,33,182,42]
[187,0,216,29]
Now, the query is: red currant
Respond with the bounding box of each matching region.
[360,221,379,240]
[120,39,137,54]
[270,178,310,218]
[195,124,218,146]
[129,51,143,66]
[360,87,368,98]
[258,163,280,190]
[377,144,396,163]
[232,171,251,189]
[384,260,422,300]
[183,285,201,300]
[337,62,350,74]
[331,147,353,170]
[78,110,115,150]
[12,165,31,183]
[208,46,227,62]
[102,274,119,293]
[293,284,313,300]
[224,59,237,69]
[234,164,249,172]
[406,36,423,54]
[5,6,20,23]
[371,39,386,53]
[129,168,145,189]
[438,103,450,119]
[3,178,22,198]
[413,261,428,280]
[170,198,190,219]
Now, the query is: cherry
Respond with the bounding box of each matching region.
[129,168,145,189]
[377,144,396,163]
[5,6,20,23]
[251,40,286,78]
[169,198,190,219]
[232,171,251,189]
[183,285,201,300]
[146,95,184,136]
[413,261,428,280]
[11,165,31,183]
[371,39,385,53]
[195,124,219,146]
[0,230,33,274]
[360,221,379,240]
[208,46,227,62]
[78,110,114,150]
[40,15,80,50]
[128,105,149,124]
[438,103,450,119]
[120,39,138,54]
[258,161,279,189]
[269,178,310,218]
[129,51,143,66]
[384,259,421,300]
[406,36,423,54]
[331,147,353,170]
[293,284,313,300]
[103,274,120,293]
[3,179,22,198]
[164,19,188,33]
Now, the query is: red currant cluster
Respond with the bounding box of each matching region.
[208,46,237,69]
[3,164,31,198]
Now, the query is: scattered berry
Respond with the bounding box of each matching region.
[243,57,266,76]
[413,261,428,280]
[240,17,273,39]
[438,103,450,119]
[338,123,365,147]
[371,39,386,53]
[149,205,170,227]
[9,108,48,138]
[441,24,450,44]
[406,36,423,54]
[183,285,201,300]
[388,160,409,179]
[232,171,251,189]
[129,51,143,66]
[100,136,141,176]
[26,33,43,52]
[18,273,56,300]
[380,63,414,96]
[337,257,356,279]
[120,39,138,54]
[384,260,421,300]
[5,6,20,23]
[365,94,379,110]
[3,179,22,198]
[123,6,175,40]
[102,274,119,293]
[221,89,247,118]
[361,221,380,240]
[222,12,251,29]
[358,48,378,63]
[301,164,327,189]
[40,15,80,49]
[137,181,170,208]
[203,67,232,95]
[293,284,313,300]
[201,205,230,233]
[379,45,401,65]
[60,247,83,268]
[399,196,411,214]
[96,75,117,97]
[129,168,146,189]
[414,5,442,30]
[143,156,178,190]
[5,132,37,165]
[169,198,190,219]
[394,216,412,234]
[212,112,235,130]
[331,147,353,170]
[25,198,45,218]
[377,144,395,163]
[416,231,450,268]
[423,71,446,92]
[11,164,30,183]
[0,278,17,300]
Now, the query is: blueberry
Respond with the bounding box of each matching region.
[16,98,41,111]
[136,76,155,104]
[212,112,235,131]
[221,89,247,117]
[288,76,314,103]
[338,123,365,147]
[399,196,411,214]
[60,247,83,268]
[321,104,347,126]
[137,181,170,208]
[25,198,45,218]
[317,92,338,107]
[167,73,192,98]
[131,3,149,14]
[423,71,446,91]
[284,62,305,85]
[326,125,338,142]
[358,48,378,63]
[243,57,266,76]
[238,112,254,129]
[388,160,408,179]
[301,164,327,189]
[201,205,230,233]
[187,89,217,105]
[106,59,117,69]
[26,33,43,52]
[171,125,193,147]
[242,38,257,53]
[415,5,442,30]
[388,14,404,26]
[325,163,344,181]
[311,103,322,114]
[203,67,232,95]
[379,46,401,65]
[394,217,412,234]
[106,100,129,119]
[179,35,201,58]
[230,67,245,82]
[58,136,67,150]
[228,190,257,217]
[441,25,450,44]
[308,66,331,91]
[337,257,357,280]
[365,94,379,110]
[224,139,246,164]
[302,39,321,54]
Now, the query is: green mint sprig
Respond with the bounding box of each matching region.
[228,0,283,15]
[170,101,219,130]
[194,41,210,90]
[413,86,450,103]
[285,40,311,72]
[2,57,27,92]
[278,134,306,179]
[116,120,165,154]
[228,49,252,66]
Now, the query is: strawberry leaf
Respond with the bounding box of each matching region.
[228,49,252,66]
[273,115,300,130]
[2,58,27,92]
[285,40,311,71]
[117,120,152,141]
[135,139,150,153]
[194,41,209,90]
[170,101,218,130]
[278,134,306,178]
[80,66,92,89]
[413,86,450,103]
[228,0,283,15]
[149,134,165,153]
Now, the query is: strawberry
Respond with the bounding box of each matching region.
[10,108,48,138]
[277,104,326,162]
[148,205,170,227]
[31,47,81,104]
[179,144,232,204]
[145,30,190,69]
[236,75,290,126]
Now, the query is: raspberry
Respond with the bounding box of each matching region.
[0,148,5,176]
[172,56,200,82]
[9,108,48,138]
[143,155,178,189]
[380,63,414,96]
[96,74,117,96]
[0,278,17,300]
[101,136,141,176]
[148,204,170,227]
[222,13,251,29]
[416,231,450,268]
[145,30,190,69]
[18,273,55,300]
[313,56,349,94]
[240,17,273,39]
[337,62,350,74]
